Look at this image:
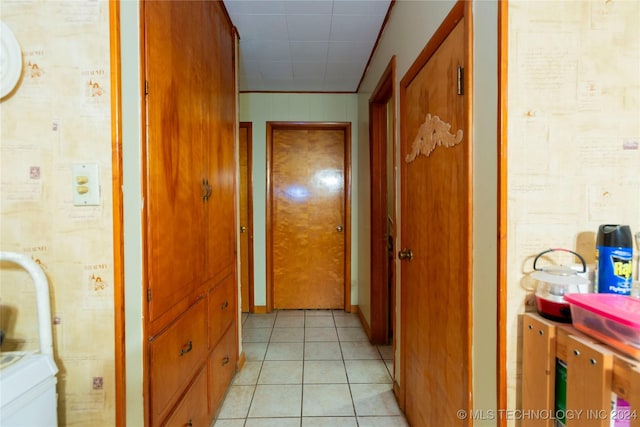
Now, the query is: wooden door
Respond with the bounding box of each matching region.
[144,0,205,322]
[268,123,349,310]
[239,122,253,312]
[399,5,471,426]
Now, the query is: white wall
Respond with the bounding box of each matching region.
[239,93,360,307]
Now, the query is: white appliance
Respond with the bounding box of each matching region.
[0,251,58,426]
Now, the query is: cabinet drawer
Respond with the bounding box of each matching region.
[209,275,235,348]
[209,322,237,416]
[150,298,208,426]
[162,366,208,427]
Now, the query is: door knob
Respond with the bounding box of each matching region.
[336,225,344,232]
[240,226,247,233]
[398,249,413,261]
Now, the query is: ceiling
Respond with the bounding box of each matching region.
[223,0,393,93]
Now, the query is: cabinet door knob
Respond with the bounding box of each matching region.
[186,419,193,427]
[398,248,413,261]
[221,300,229,310]
[221,355,230,366]
[180,340,193,356]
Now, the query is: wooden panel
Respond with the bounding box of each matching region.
[631,367,640,427]
[271,127,346,309]
[208,274,235,349]
[209,323,238,417]
[149,298,208,427]
[565,335,613,427]
[202,0,237,285]
[144,0,205,322]
[162,367,208,427]
[239,123,253,313]
[399,4,469,426]
[521,313,556,427]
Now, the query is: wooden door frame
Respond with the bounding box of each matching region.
[265,121,352,313]
[239,121,255,312]
[109,1,126,425]
[398,0,471,413]
[369,57,396,344]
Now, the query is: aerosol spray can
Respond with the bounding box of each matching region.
[595,224,633,295]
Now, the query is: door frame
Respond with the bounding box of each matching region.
[239,122,255,313]
[369,57,396,344]
[265,121,352,312]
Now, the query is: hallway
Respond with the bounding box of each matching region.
[214,310,408,427]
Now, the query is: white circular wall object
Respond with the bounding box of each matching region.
[1,21,23,100]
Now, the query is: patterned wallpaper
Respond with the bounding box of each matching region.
[507,0,640,420]
[0,1,114,425]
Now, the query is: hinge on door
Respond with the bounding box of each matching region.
[457,66,464,96]
[147,288,152,302]
[145,80,149,96]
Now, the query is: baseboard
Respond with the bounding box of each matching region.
[356,308,373,340]
[236,351,246,372]
[253,305,268,314]
[349,304,358,314]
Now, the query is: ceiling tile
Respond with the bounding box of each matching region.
[330,14,386,42]
[241,40,291,61]
[292,61,326,79]
[284,0,334,15]
[224,0,286,15]
[258,60,294,80]
[233,14,289,40]
[290,41,329,61]
[333,0,389,16]
[327,41,373,62]
[286,14,332,41]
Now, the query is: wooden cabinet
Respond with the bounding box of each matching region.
[521,313,640,427]
[142,1,238,426]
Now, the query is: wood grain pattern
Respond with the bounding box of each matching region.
[270,126,347,309]
[399,3,470,426]
[239,123,254,312]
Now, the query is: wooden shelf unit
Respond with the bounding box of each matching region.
[521,312,640,427]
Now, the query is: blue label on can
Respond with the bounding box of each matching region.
[597,246,633,295]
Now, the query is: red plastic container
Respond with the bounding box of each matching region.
[564,294,640,360]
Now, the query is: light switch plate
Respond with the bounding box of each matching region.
[72,163,100,206]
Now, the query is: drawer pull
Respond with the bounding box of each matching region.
[180,340,193,356]
[186,419,193,427]
[221,355,230,366]
[221,300,229,310]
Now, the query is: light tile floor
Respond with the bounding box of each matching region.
[214,310,409,427]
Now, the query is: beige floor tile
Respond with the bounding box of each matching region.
[233,361,262,385]
[384,360,394,378]
[340,341,382,360]
[302,416,358,426]
[248,384,302,418]
[336,327,369,342]
[377,345,393,360]
[357,416,410,426]
[305,309,333,317]
[265,342,304,360]
[245,418,301,427]
[302,384,355,417]
[258,360,303,384]
[305,316,335,328]
[213,419,246,427]
[275,315,305,328]
[277,310,306,317]
[243,327,273,342]
[345,360,392,384]
[304,341,342,360]
[217,385,255,419]
[350,384,402,416]
[305,327,338,342]
[270,327,305,342]
[244,343,268,361]
[303,360,347,384]
[244,315,276,328]
[333,314,362,328]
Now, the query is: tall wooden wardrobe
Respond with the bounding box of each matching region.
[141,1,238,426]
